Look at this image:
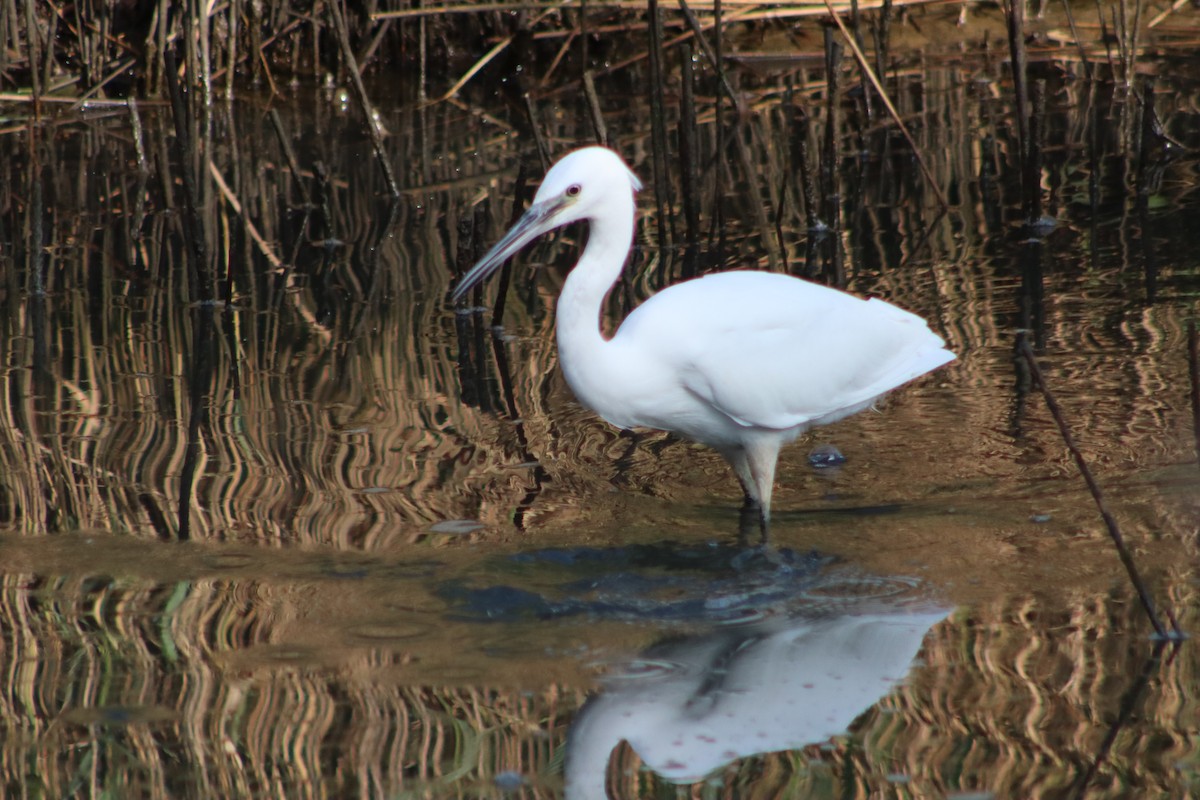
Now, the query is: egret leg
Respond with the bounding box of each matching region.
[727,455,767,544]
[745,437,781,542]
[722,438,780,542]
[721,448,759,507]
[737,499,767,544]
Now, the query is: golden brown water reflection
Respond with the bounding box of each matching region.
[3,15,1200,798]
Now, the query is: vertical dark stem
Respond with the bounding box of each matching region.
[26,139,49,408]
[580,0,589,79]
[1094,0,1116,77]
[152,0,168,95]
[454,200,496,415]
[712,0,726,250]
[678,0,737,103]
[1128,0,1144,86]
[873,0,892,90]
[781,75,797,238]
[647,0,673,249]
[1086,81,1101,265]
[1116,0,1130,84]
[418,0,428,103]
[490,160,532,327]
[1006,0,1031,173]
[178,305,216,542]
[679,42,701,279]
[849,0,872,120]
[1137,76,1159,167]
[165,49,216,540]
[269,108,312,206]
[1006,0,1043,225]
[822,25,841,226]
[524,93,551,173]
[1136,77,1159,302]
[27,152,44,301]
[22,0,42,103]
[1190,321,1200,469]
[225,0,239,104]
[1025,79,1046,224]
[582,71,610,147]
[1060,0,1091,79]
[1019,242,1045,348]
[793,103,820,234]
[822,24,844,284]
[312,160,334,245]
[164,49,212,305]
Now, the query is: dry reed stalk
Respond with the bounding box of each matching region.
[540,26,579,85]
[128,97,149,173]
[207,159,285,272]
[1148,0,1189,27]
[374,0,940,19]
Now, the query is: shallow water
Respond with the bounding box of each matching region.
[2,19,1200,799]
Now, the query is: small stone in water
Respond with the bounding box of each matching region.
[431,519,484,535]
[494,771,525,791]
[808,444,846,469]
[1029,214,1058,236]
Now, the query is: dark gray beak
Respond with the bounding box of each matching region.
[451,194,574,303]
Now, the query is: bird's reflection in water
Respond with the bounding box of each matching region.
[436,543,948,796]
[565,594,949,798]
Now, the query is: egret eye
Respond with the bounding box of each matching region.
[566,184,582,197]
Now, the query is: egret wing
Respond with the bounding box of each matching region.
[621,272,953,432]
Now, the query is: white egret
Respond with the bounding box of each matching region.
[453,147,955,534]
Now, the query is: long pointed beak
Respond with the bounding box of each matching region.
[451,195,574,303]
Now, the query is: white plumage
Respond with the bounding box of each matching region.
[454,146,955,532]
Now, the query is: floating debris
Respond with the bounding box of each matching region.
[808,444,846,469]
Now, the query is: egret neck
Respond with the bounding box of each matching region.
[554,188,636,414]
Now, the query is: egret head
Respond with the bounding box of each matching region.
[451,147,642,302]
[529,147,643,224]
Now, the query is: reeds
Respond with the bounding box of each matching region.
[6,0,1168,107]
